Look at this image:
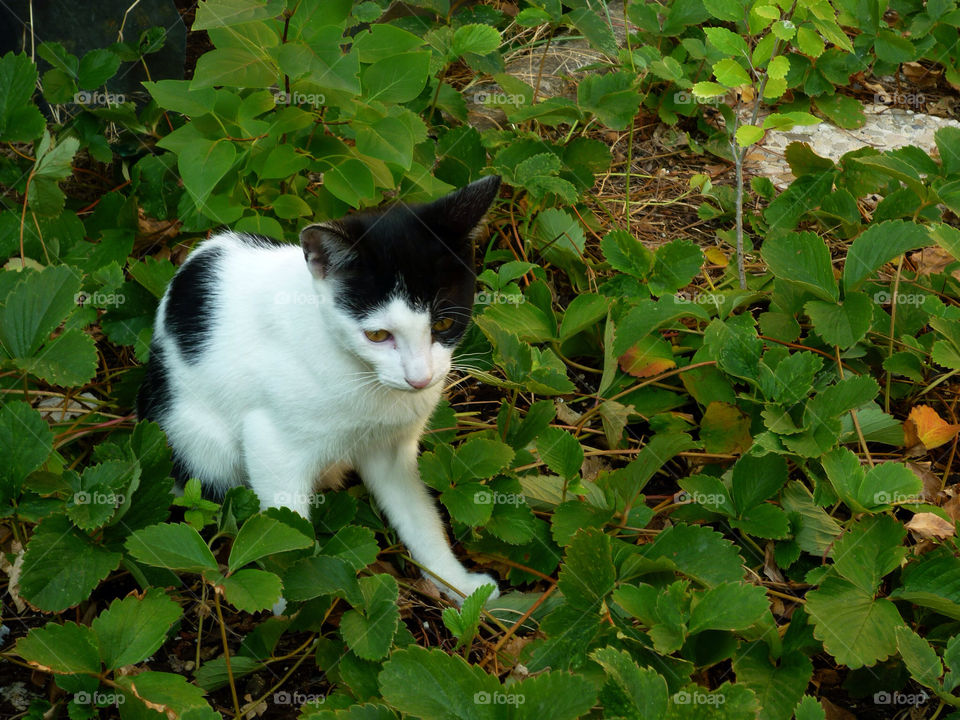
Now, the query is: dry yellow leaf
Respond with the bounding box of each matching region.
[905,405,960,450]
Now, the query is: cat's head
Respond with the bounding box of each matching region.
[300,175,501,392]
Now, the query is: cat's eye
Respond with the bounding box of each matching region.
[364,329,392,343]
[432,317,454,333]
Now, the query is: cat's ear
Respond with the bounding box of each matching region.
[420,175,501,240]
[299,222,356,279]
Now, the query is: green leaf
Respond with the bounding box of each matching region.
[601,229,654,277]
[191,46,277,89]
[829,515,907,593]
[324,158,376,208]
[591,647,669,718]
[121,671,213,717]
[794,696,826,720]
[895,626,943,690]
[282,554,361,605]
[19,515,121,612]
[363,51,430,103]
[576,71,641,130]
[814,93,865,130]
[806,576,905,669]
[354,25,425,63]
[843,220,931,292]
[192,0,276,29]
[713,58,752,87]
[341,574,400,661]
[125,522,219,574]
[822,448,922,513]
[736,124,765,147]
[91,588,182,670]
[67,459,139,530]
[220,568,283,612]
[0,52,45,141]
[378,645,500,719]
[796,25,825,57]
[512,670,598,720]
[649,239,704,296]
[761,231,838,302]
[875,30,916,63]
[641,523,745,586]
[565,8,618,56]
[704,27,750,57]
[536,427,583,480]
[442,584,495,646]
[452,24,501,56]
[0,265,82,358]
[77,49,121,89]
[454,438,515,482]
[734,649,813,720]
[560,293,609,340]
[16,621,100,675]
[177,139,236,209]
[705,0,746,21]
[228,511,313,572]
[143,80,216,116]
[804,292,873,348]
[558,528,615,610]
[687,582,769,633]
[0,400,52,501]
[731,453,788,512]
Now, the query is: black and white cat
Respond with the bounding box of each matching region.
[138,176,502,603]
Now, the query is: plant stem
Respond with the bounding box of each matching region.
[213,588,242,719]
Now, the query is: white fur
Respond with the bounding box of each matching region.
[153,231,497,604]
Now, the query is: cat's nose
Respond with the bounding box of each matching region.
[406,375,431,389]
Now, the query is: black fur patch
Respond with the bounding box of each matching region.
[137,343,189,484]
[163,246,223,362]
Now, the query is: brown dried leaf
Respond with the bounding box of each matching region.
[906,512,955,540]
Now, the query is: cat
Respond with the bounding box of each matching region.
[138,175,502,605]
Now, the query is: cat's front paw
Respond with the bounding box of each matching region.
[442,572,500,606]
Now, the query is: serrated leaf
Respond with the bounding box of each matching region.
[713,58,752,87]
[642,523,745,586]
[761,231,838,302]
[228,511,313,572]
[341,574,400,660]
[843,220,932,292]
[125,522,219,574]
[16,621,100,675]
[91,588,182,670]
[804,292,873,348]
[19,515,121,612]
[283,554,361,605]
[536,427,583,479]
[688,582,769,633]
[220,568,283,613]
[806,576,905,669]
[452,24,501,56]
[0,400,52,501]
[558,528,615,610]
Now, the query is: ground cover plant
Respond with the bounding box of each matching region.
[3,0,960,717]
